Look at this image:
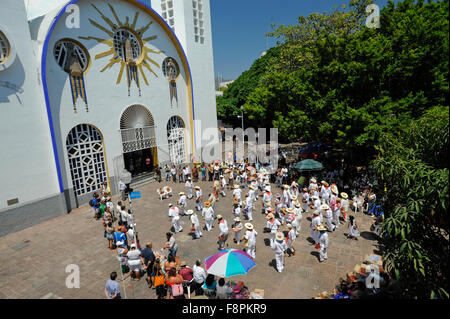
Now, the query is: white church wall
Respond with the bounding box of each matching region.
[44,0,194,197]
[0,0,61,211]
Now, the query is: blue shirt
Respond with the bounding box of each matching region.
[203,281,217,290]
[114,232,126,243]
[105,279,120,298]
[92,198,100,209]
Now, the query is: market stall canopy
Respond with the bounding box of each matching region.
[294,159,323,171]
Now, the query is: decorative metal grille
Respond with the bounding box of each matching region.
[0,31,10,65]
[121,126,157,153]
[167,116,186,165]
[66,124,107,196]
[53,40,89,73]
[120,105,157,153]
[113,29,142,63]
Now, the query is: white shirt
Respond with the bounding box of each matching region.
[219,220,229,236]
[311,216,321,230]
[118,181,126,191]
[271,239,287,254]
[245,230,257,245]
[263,192,272,203]
[168,207,179,222]
[245,196,252,208]
[319,232,329,248]
[266,219,281,232]
[202,207,214,220]
[178,195,187,206]
[193,265,207,284]
[233,188,242,198]
[190,214,199,227]
[287,229,296,246]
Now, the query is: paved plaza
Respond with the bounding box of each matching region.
[0,180,380,299]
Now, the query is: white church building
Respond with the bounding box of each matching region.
[0,0,218,235]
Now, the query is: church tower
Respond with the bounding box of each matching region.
[151,0,218,158]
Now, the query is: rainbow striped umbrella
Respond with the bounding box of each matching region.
[205,249,256,278]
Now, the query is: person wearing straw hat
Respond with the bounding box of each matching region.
[340,192,349,222]
[178,192,187,215]
[330,186,338,205]
[286,207,296,231]
[274,194,284,223]
[266,213,281,246]
[310,210,321,245]
[220,174,227,197]
[271,232,288,273]
[321,203,334,232]
[187,209,202,239]
[248,185,256,204]
[289,182,299,201]
[245,192,253,221]
[250,178,259,200]
[244,223,257,259]
[289,195,299,209]
[332,198,342,229]
[286,224,297,257]
[217,215,229,250]
[302,187,310,213]
[202,201,214,231]
[293,202,303,236]
[233,184,242,205]
[264,179,271,192]
[309,177,318,191]
[317,225,329,262]
[311,195,322,220]
[233,217,243,245]
[263,186,272,215]
[320,181,331,205]
[168,203,182,233]
[281,185,290,208]
[195,186,203,211]
[185,177,194,199]
[232,200,242,219]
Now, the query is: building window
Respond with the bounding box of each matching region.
[66,124,107,196]
[161,0,175,31]
[112,29,142,63]
[0,31,10,66]
[53,39,90,74]
[192,0,204,43]
[167,116,186,165]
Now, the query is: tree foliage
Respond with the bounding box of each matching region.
[216,0,449,163]
[374,106,449,299]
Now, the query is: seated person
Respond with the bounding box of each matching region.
[216,278,232,299]
[202,274,217,297]
[178,261,193,282]
[164,254,178,273]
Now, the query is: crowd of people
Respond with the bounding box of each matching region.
[97,153,382,299]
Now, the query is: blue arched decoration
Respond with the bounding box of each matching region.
[41,0,196,193]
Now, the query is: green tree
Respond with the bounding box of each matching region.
[374,106,449,298]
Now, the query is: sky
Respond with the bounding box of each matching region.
[210,0,393,80]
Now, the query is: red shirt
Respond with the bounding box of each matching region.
[178,266,193,281]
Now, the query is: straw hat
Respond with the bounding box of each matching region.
[219,175,223,178]
[235,217,241,222]
[264,186,271,192]
[310,178,317,183]
[186,209,194,215]
[265,180,270,185]
[321,204,330,210]
[249,185,255,190]
[291,195,298,200]
[244,223,254,230]
[168,203,173,207]
[217,214,223,220]
[317,225,327,232]
[180,261,187,267]
[195,186,200,190]
[179,192,185,195]
[283,185,290,189]
[116,241,124,246]
[341,192,348,199]
[266,213,274,219]
[233,201,239,205]
[303,188,308,192]
[294,202,301,207]
[234,184,240,189]
[106,196,112,201]
[292,182,298,187]
[287,223,293,229]
[188,176,191,180]
[313,210,320,216]
[204,201,211,207]
[321,181,329,187]
[275,232,284,241]
[311,195,319,200]
[286,207,294,213]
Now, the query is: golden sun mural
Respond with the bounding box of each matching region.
[79,3,164,96]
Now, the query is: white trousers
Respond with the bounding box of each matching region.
[194,226,202,238]
[333,212,340,228]
[275,253,285,273]
[326,217,335,232]
[246,207,253,221]
[310,229,318,244]
[205,219,213,231]
[173,220,182,232]
[270,231,276,245]
[246,244,256,259]
[319,245,327,261]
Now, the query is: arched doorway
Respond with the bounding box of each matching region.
[167,116,186,165]
[66,124,108,196]
[120,104,158,178]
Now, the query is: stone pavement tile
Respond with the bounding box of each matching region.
[0,180,379,299]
